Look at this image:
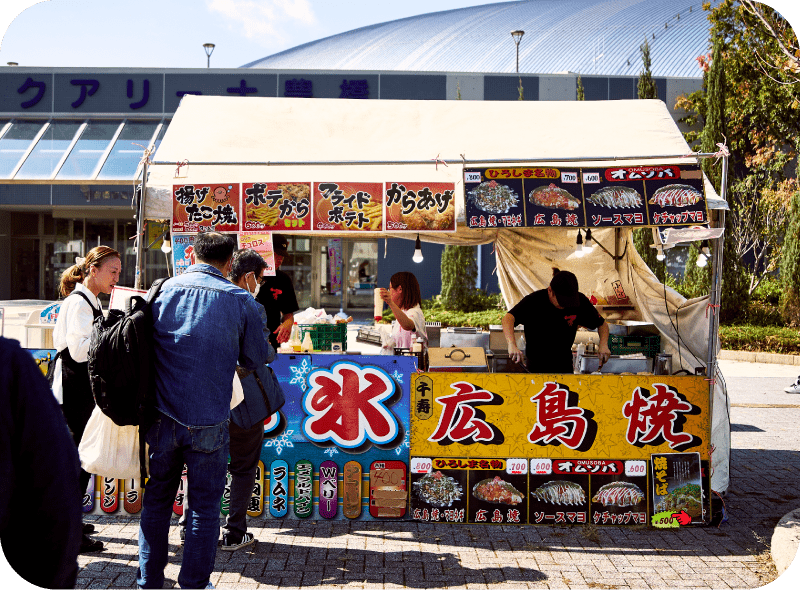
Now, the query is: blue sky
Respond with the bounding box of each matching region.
[0,0,497,68]
[1,1,796,69]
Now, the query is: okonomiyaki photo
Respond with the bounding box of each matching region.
[587,186,643,209]
[648,184,703,208]
[591,481,645,507]
[413,471,462,508]
[531,480,586,505]
[467,180,519,213]
[472,476,523,505]
[528,184,580,210]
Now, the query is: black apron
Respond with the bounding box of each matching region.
[60,290,102,448]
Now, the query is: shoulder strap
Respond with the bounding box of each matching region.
[146,277,169,304]
[71,290,102,319]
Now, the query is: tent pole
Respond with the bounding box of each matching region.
[135,159,148,290]
[706,154,728,421]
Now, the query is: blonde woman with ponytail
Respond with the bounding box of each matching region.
[52,245,120,553]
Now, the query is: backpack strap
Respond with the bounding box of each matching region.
[70,290,102,320]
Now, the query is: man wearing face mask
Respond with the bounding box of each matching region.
[255,234,299,350]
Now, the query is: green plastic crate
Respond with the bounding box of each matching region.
[609,334,660,357]
[298,323,348,351]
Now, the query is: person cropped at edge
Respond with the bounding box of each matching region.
[502,270,610,374]
[137,232,270,590]
[177,249,285,551]
[379,271,428,353]
[1,337,83,588]
[255,233,299,350]
[53,245,121,554]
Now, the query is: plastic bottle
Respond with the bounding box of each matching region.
[301,331,314,353]
[289,323,302,352]
[575,343,586,373]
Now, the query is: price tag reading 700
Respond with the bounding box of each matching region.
[506,459,528,475]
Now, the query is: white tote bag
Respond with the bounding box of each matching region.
[78,406,140,480]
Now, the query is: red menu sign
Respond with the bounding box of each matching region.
[242,182,311,232]
[312,182,383,231]
[172,183,241,233]
[385,182,456,232]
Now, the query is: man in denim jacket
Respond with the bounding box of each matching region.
[137,232,270,590]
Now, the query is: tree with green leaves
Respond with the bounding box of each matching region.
[675,1,798,318]
[780,190,800,325]
[441,245,478,311]
[637,37,658,99]
[576,75,585,101]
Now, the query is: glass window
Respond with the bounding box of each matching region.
[11,212,39,236]
[0,120,46,178]
[56,120,121,180]
[16,120,83,179]
[96,120,159,180]
[150,120,170,156]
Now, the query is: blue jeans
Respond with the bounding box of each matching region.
[137,413,229,589]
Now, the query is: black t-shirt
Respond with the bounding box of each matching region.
[255,269,300,349]
[508,289,604,373]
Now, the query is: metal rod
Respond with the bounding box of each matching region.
[150,152,725,168]
[705,154,728,426]
[134,159,148,290]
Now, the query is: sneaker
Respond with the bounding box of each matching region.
[785,381,800,394]
[82,523,95,535]
[221,532,255,552]
[79,534,104,553]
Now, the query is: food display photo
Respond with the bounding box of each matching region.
[385,182,456,232]
[313,181,384,232]
[644,172,707,227]
[651,452,707,525]
[523,175,585,229]
[589,475,648,526]
[581,170,648,228]
[467,470,528,525]
[242,181,311,231]
[528,473,589,525]
[410,467,467,523]
[464,170,525,229]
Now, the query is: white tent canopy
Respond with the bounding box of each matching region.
[143,96,730,493]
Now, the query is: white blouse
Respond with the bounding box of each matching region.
[52,282,101,363]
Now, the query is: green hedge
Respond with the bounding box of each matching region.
[718,325,800,355]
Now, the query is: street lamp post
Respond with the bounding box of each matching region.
[510,30,525,100]
[203,43,215,68]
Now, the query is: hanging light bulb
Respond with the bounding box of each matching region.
[655,244,666,262]
[161,235,172,254]
[583,228,594,253]
[574,230,585,258]
[696,240,710,267]
[412,234,424,263]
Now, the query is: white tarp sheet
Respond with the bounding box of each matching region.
[144,95,730,493]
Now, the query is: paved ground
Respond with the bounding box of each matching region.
[10,355,800,589]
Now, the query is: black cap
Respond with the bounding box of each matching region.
[273,234,289,257]
[550,271,580,308]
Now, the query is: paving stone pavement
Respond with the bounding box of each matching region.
[34,359,800,588]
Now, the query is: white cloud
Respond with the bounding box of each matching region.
[206,0,316,46]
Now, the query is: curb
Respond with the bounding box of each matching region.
[719,350,800,366]
[772,507,800,575]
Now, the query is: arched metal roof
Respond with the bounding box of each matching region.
[244,0,715,78]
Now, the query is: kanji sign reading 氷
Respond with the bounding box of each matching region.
[243,182,311,231]
[312,182,384,231]
[411,373,709,460]
[172,183,241,232]
[385,182,456,232]
[464,165,708,229]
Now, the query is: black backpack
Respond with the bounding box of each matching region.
[88,278,167,479]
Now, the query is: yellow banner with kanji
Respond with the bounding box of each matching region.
[410,373,710,461]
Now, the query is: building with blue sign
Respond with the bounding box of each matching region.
[0,0,712,306]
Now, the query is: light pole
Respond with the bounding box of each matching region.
[203,43,215,68]
[511,30,525,99]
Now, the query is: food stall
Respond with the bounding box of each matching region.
[117,95,730,527]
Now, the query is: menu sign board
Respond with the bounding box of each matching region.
[464,165,707,229]
[171,183,241,233]
[313,182,384,231]
[242,182,311,232]
[239,231,276,276]
[385,182,457,232]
